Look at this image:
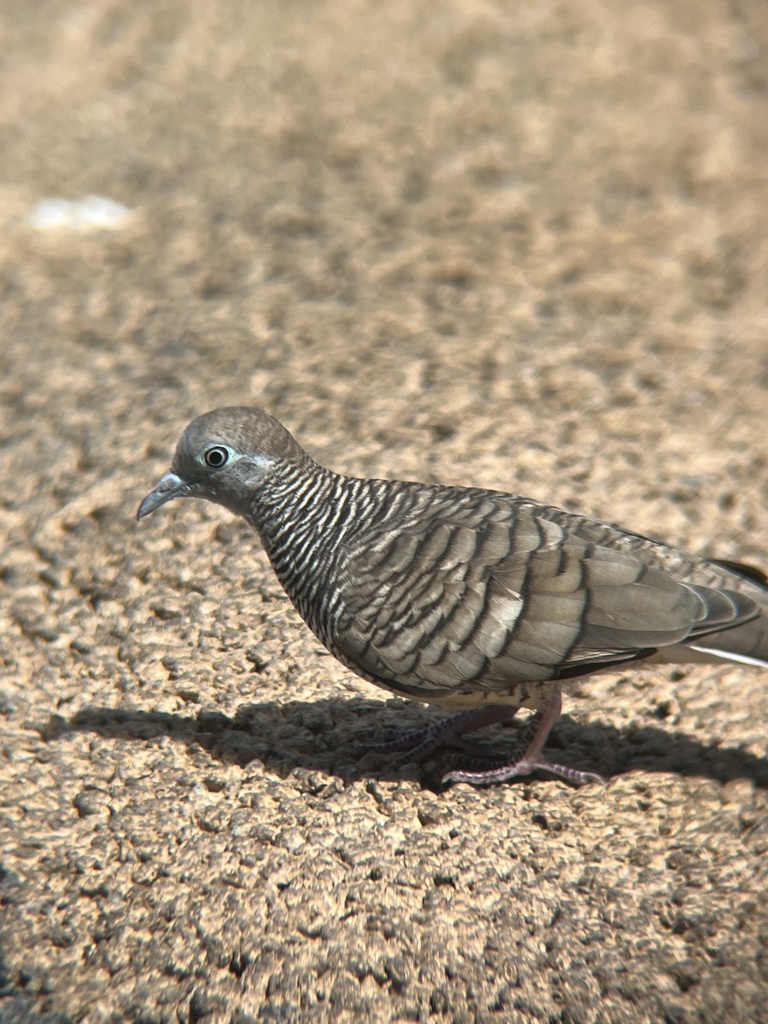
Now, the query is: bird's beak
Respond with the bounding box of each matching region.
[137,472,187,520]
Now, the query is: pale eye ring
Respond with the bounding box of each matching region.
[203,446,229,469]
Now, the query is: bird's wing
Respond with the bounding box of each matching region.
[335,498,760,699]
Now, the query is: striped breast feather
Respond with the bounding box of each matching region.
[335,507,763,695]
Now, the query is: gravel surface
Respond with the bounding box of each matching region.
[1,2,767,1022]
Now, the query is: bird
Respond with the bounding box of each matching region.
[137,407,768,786]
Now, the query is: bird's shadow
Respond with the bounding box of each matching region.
[61,696,768,792]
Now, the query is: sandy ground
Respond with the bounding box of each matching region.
[1,1,767,1021]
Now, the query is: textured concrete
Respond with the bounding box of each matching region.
[1,2,767,1022]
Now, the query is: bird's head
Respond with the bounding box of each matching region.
[137,407,311,521]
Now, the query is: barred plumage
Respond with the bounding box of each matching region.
[138,407,768,786]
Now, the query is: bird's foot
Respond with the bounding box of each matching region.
[442,758,603,787]
[356,723,440,757]
[356,704,520,765]
[441,691,604,788]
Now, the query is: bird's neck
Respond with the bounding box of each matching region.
[243,461,358,633]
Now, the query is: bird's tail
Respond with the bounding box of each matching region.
[685,557,768,668]
[652,557,768,670]
[688,614,768,668]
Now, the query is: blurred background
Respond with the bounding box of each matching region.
[2,1,767,527]
[1,2,767,1021]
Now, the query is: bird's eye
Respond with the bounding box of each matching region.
[203,446,229,469]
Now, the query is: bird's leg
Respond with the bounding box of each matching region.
[361,705,519,762]
[442,691,604,787]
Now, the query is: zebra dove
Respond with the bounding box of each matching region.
[138,407,768,786]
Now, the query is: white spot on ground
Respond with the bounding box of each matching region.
[26,196,133,231]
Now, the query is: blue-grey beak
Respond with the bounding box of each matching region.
[137,472,187,520]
